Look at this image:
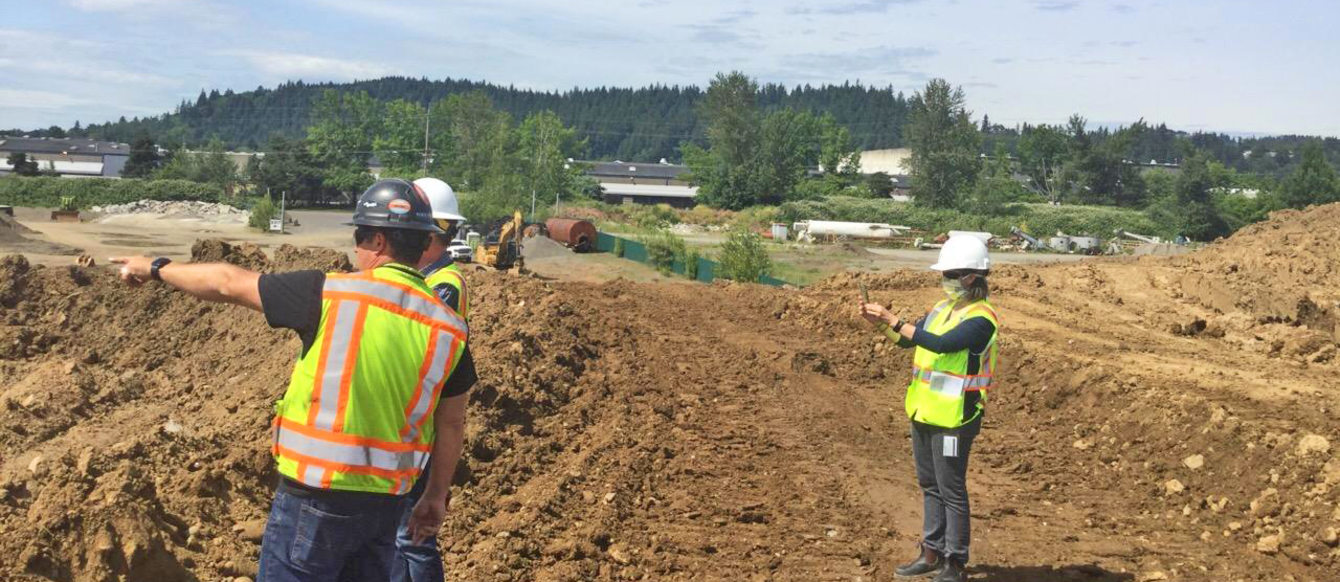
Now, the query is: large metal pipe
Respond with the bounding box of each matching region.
[793,220,910,240]
[545,218,598,252]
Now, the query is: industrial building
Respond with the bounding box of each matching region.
[581,160,699,207]
[0,136,131,178]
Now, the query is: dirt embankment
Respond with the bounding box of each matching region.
[3,203,1340,582]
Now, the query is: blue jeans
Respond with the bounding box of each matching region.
[258,482,404,582]
[391,459,445,582]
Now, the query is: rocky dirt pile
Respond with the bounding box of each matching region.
[91,200,249,224]
[1172,203,1340,329]
[5,200,1340,581]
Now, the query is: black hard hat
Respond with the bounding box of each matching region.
[350,179,443,233]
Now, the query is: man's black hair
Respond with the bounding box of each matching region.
[357,225,430,265]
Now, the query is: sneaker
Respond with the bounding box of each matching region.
[894,546,942,578]
[931,559,965,582]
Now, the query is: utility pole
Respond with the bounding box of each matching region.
[421,110,431,175]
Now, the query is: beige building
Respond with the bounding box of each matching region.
[854,148,912,175]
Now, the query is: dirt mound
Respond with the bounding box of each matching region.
[0,214,82,256]
[1172,203,1340,327]
[4,224,1340,581]
[1,213,36,239]
[522,235,574,261]
[187,240,352,273]
[0,247,607,582]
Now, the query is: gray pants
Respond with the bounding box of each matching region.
[910,416,981,564]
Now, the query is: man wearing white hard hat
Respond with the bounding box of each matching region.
[392,177,472,582]
[858,235,1000,582]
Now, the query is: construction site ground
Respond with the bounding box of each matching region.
[2,204,1339,581]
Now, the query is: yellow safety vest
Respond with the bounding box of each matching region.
[426,262,469,320]
[272,264,468,494]
[906,298,1000,428]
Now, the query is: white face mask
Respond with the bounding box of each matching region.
[942,277,966,301]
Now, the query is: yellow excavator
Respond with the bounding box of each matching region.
[477,210,524,270]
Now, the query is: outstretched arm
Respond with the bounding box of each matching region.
[111,257,262,311]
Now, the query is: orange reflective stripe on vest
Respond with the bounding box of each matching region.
[273,265,467,494]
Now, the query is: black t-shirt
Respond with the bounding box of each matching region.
[257,269,477,398]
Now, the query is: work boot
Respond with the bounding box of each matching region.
[931,558,965,582]
[894,545,942,578]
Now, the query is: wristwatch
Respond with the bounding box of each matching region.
[150,257,172,281]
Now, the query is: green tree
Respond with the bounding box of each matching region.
[685,72,830,209]
[1017,124,1068,202]
[865,172,894,198]
[121,133,160,178]
[1279,140,1340,208]
[306,90,380,199]
[702,71,759,168]
[758,108,821,203]
[374,99,428,176]
[197,138,239,192]
[6,152,40,176]
[249,135,326,204]
[717,229,772,283]
[1173,153,1228,240]
[905,79,980,209]
[517,110,586,210]
[964,145,1025,215]
[431,91,513,192]
[684,72,764,210]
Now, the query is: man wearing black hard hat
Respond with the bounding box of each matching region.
[112,179,477,582]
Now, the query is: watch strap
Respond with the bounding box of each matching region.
[150,257,172,281]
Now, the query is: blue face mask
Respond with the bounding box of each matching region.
[942,278,966,301]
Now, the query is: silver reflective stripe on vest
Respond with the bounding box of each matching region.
[324,277,467,336]
[915,367,992,392]
[299,464,325,488]
[403,331,456,441]
[927,371,966,398]
[278,429,428,473]
[312,300,360,431]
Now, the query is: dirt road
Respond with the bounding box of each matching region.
[2,205,1339,581]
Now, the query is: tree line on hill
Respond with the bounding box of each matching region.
[10,75,1339,176]
[685,73,1340,241]
[7,74,1338,236]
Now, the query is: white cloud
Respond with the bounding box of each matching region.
[0,29,174,86]
[223,50,395,81]
[0,89,92,110]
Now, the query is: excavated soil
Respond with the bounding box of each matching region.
[0,215,82,257]
[3,204,1340,581]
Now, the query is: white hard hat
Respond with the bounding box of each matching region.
[931,235,991,271]
[413,177,465,222]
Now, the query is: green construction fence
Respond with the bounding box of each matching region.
[595,232,792,287]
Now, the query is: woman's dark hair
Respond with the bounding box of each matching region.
[945,269,990,302]
[355,225,431,264]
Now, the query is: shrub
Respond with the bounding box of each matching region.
[248,195,278,231]
[0,176,224,208]
[631,203,679,229]
[717,229,772,283]
[639,230,687,275]
[731,205,780,231]
[685,248,701,280]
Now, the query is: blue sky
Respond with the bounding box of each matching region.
[2,0,1337,136]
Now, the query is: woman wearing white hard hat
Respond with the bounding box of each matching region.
[859,234,1000,582]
